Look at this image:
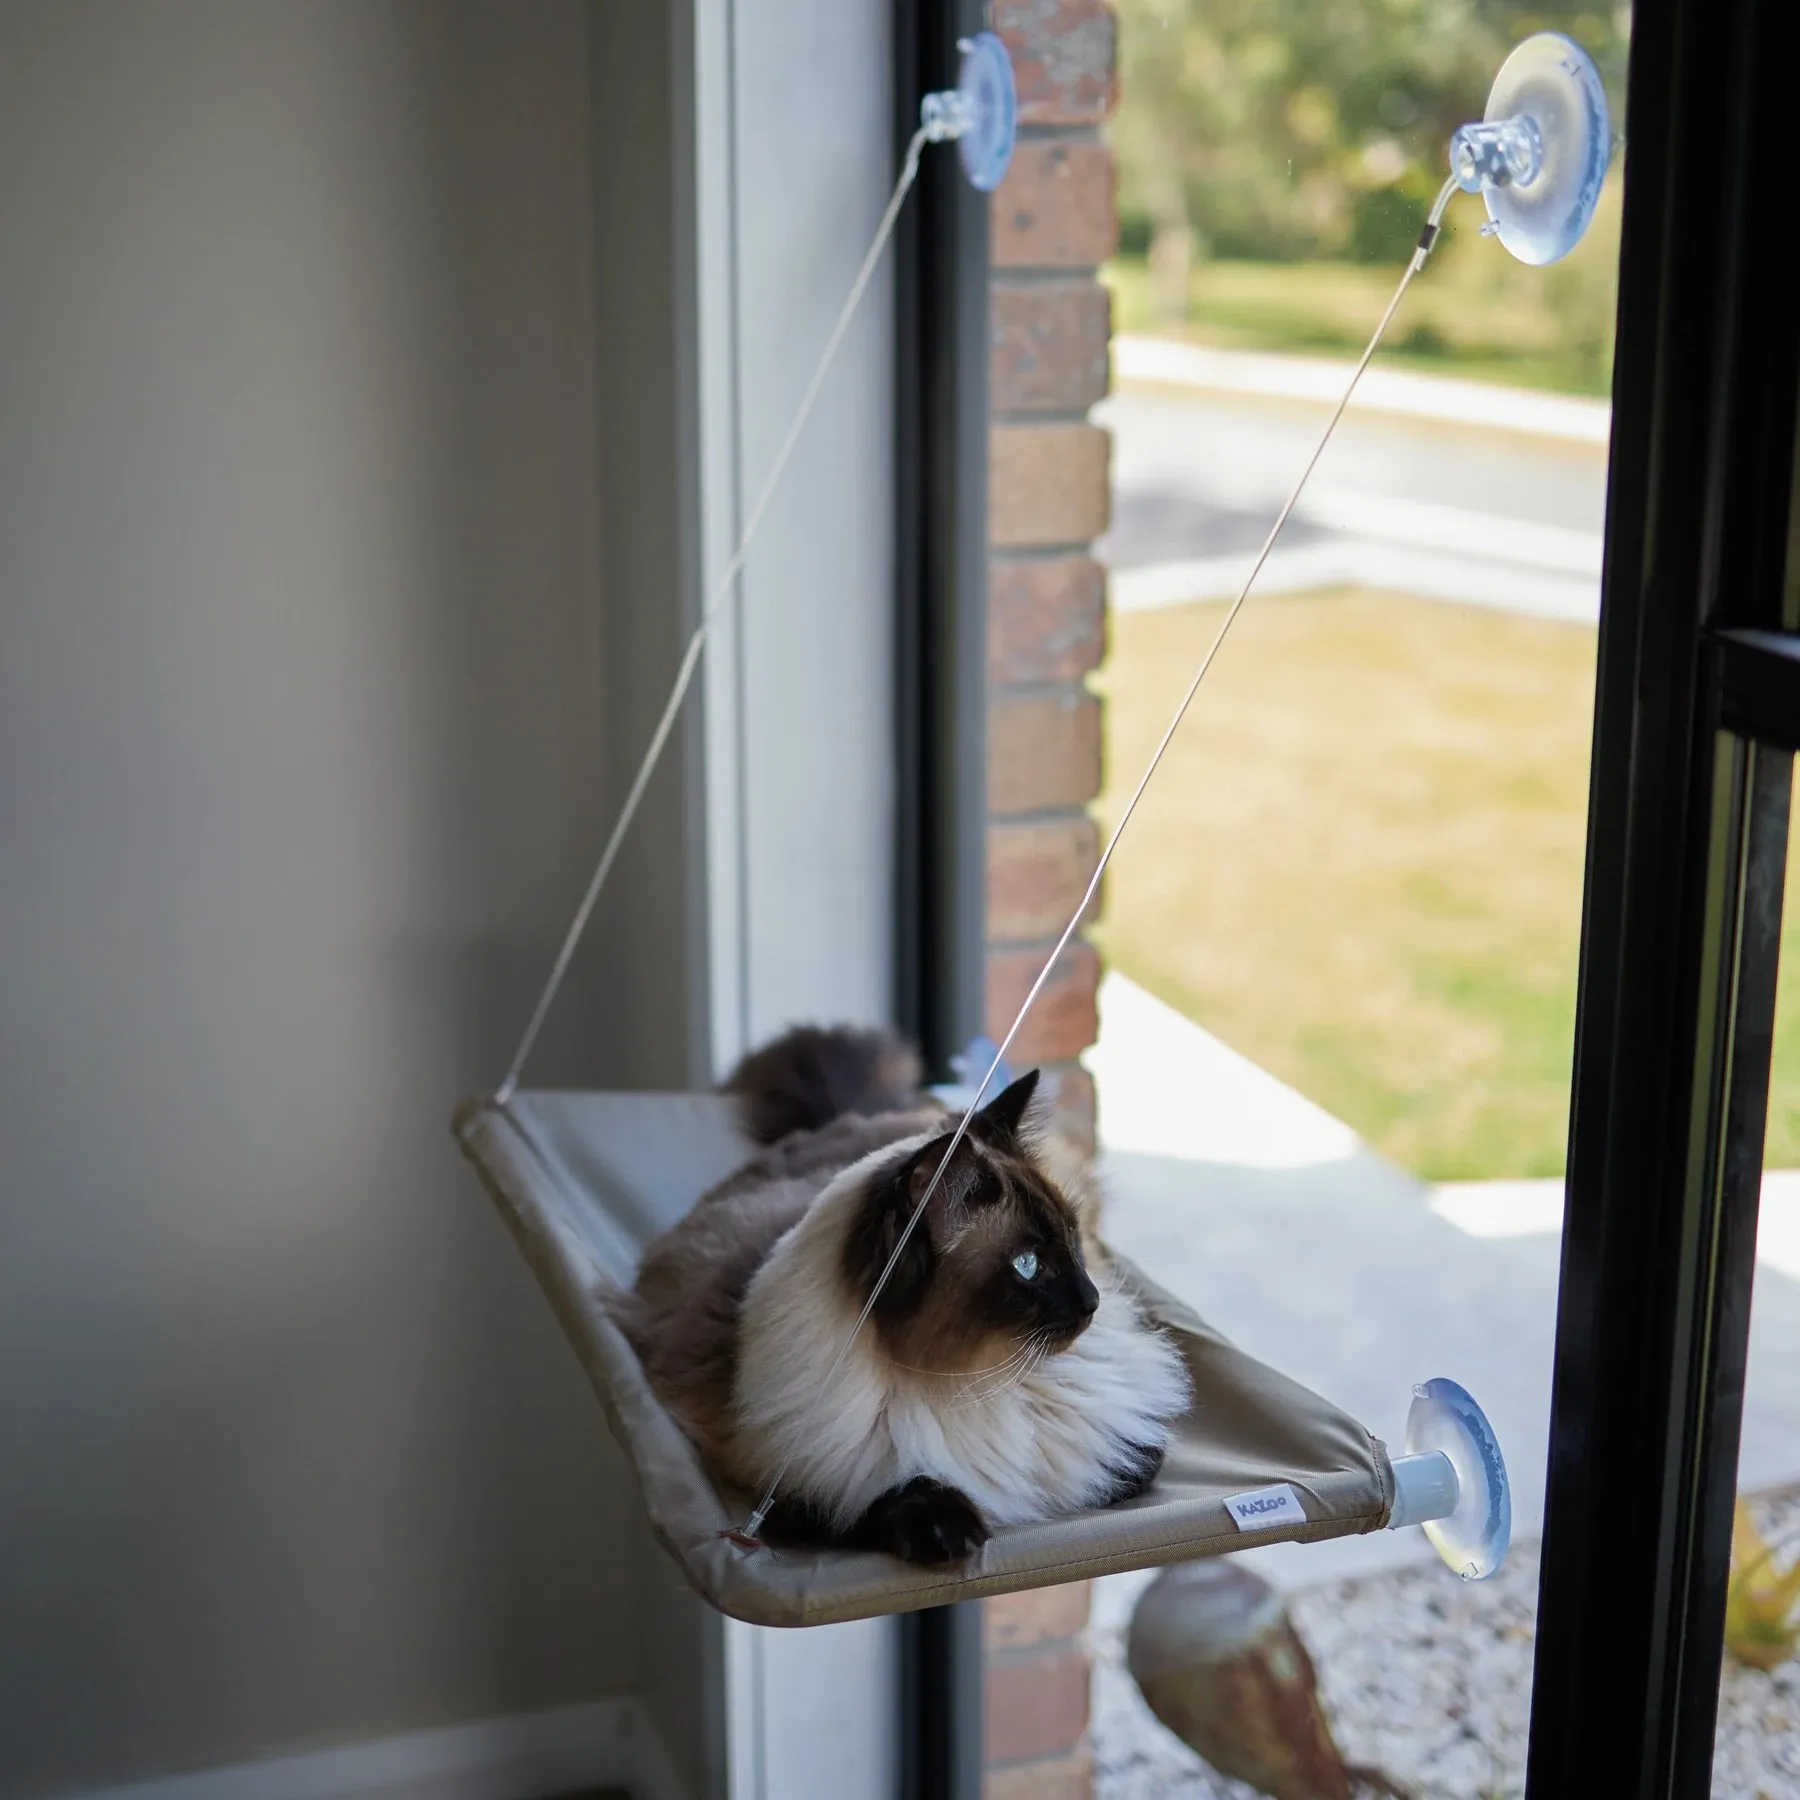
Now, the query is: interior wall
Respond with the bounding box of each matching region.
[585,3,711,1098]
[0,5,668,1792]
[590,11,726,1797]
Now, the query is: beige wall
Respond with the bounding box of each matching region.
[0,5,690,1792]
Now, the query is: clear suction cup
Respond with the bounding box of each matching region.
[930,1036,1016,1110]
[1403,1376,1512,1580]
[919,30,1017,192]
[1448,31,1611,265]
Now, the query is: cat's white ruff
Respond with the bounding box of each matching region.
[734,1134,1191,1532]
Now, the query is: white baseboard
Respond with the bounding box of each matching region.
[66,1697,692,1800]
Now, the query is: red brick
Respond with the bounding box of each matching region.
[996,0,1118,124]
[1049,1060,1097,1155]
[985,1642,1092,1765]
[993,141,1117,268]
[986,940,1100,1064]
[988,816,1100,941]
[991,282,1111,415]
[985,1581,1092,1650]
[983,8,1111,1789]
[986,1748,1093,1800]
[988,687,1101,814]
[990,422,1110,548]
[990,557,1106,683]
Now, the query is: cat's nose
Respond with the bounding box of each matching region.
[1073,1271,1100,1318]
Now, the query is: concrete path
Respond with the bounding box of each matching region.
[1115,337,1613,444]
[1432,1173,1800,1284]
[1088,972,1800,1594]
[1100,343,1610,623]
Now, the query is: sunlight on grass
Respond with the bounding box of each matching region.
[1099,590,1800,1179]
[1105,187,1621,399]
[1097,591,1592,1180]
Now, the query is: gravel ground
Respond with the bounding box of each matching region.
[1093,1490,1800,1800]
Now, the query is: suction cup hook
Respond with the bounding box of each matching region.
[919,30,1017,192]
[1388,1376,1512,1579]
[1448,31,1611,265]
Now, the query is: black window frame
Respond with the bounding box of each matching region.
[1529,0,1800,1791]
[893,0,992,1795]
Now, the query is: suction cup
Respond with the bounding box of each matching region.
[1405,1376,1511,1580]
[919,31,1016,192]
[950,1035,1014,1093]
[953,32,1016,190]
[1448,31,1610,265]
[931,1036,1017,1110]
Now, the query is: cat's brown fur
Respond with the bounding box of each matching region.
[618,1106,939,1493]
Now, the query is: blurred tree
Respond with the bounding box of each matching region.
[1112,0,1629,266]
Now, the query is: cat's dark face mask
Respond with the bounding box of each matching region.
[846,1070,1103,1373]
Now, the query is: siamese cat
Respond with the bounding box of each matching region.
[618,1025,1188,1564]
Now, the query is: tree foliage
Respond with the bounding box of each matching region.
[1112,0,1629,264]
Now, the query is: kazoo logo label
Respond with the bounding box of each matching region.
[1223,1482,1308,1531]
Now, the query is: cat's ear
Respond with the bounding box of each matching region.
[974,1069,1040,1148]
[904,1129,984,1244]
[853,1138,969,1310]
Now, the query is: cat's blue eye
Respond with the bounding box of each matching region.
[1011,1249,1039,1282]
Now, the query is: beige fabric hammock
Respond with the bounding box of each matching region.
[454,1089,1397,1629]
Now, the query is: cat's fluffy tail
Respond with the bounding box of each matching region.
[726,1024,925,1146]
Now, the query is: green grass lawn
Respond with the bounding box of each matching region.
[1106,196,1620,399]
[1097,590,1800,1180]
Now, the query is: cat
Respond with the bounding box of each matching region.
[616,1024,1190,1565]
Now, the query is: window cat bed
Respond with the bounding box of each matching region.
[455,32,1605,1625]
[457,1089,1405,1628]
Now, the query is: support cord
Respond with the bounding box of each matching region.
[494,127,932,1106]
[741,176,1461,1540]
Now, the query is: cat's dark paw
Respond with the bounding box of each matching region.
[859,1477,989,1565]
[1102,1440,1165,1505]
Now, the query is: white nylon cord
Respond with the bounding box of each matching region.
[495,128,932,1106]
[741,177,1461,1541]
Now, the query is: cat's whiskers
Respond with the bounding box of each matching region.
[945,1356,1030,1411]
[879,1345,1026,1381]
[981,1335,1055,1408]
[940,1336,1040,1404]
[949,1331,1054,1410]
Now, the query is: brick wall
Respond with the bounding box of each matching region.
[981,4,1117,1796]
[985,0,1116,1164]
[983,1581,1094,1799]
